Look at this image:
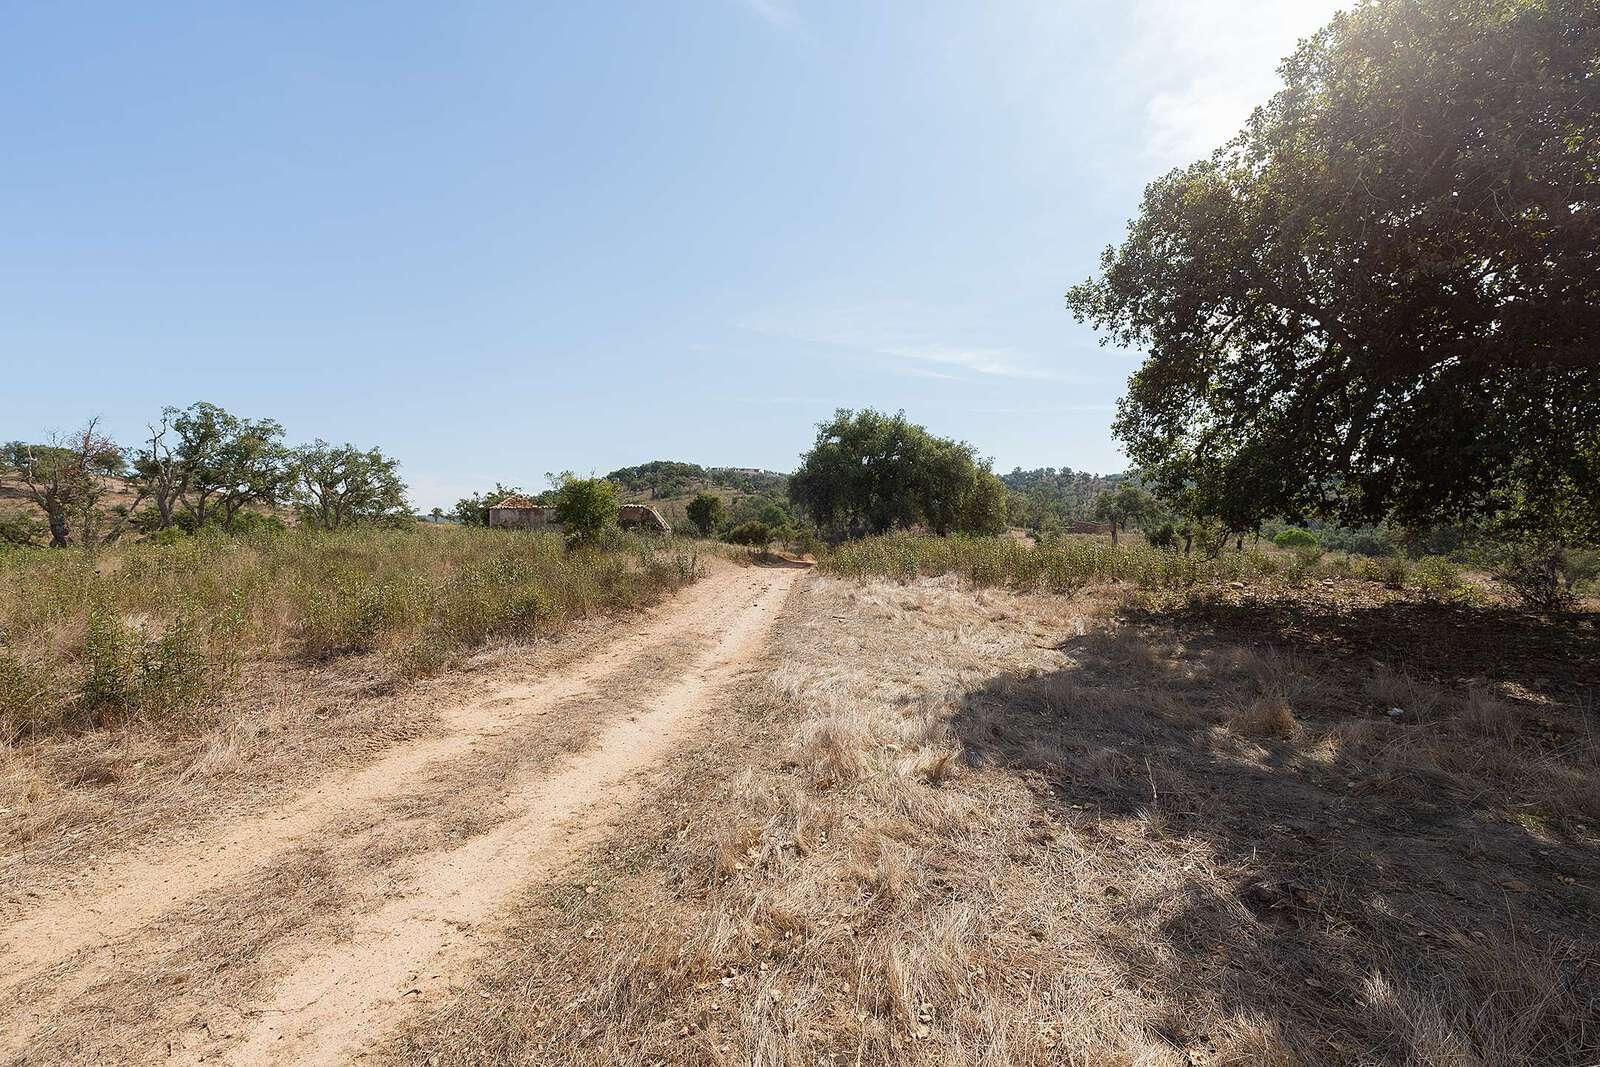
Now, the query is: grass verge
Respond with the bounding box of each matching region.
[387,574,1599,1066]
[0,525,703,741]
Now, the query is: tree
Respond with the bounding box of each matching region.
[290,442,410,530]
[1092,485,1157,545]
[789,409,1007,538]
[726,520,773,552]
[429,507,444,523]
[454,484,523,526]
[128,410,186,531]
[686,493,725,538]
[1067,0,1600,538]
[4,421,136,547]
[552,474,619,545]
[161,403,290,529]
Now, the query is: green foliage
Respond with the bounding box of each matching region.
[789,409,1007,538]
[999,467,1123,529]
[1093,485,1158,540]
[602,461,789,499]
[1354,555,1412,590]
[291,441,410,530]
[1146,523,1177,551]
[820,534,1280,593]
[552,475,620,545]
[1482,540,1585,613]
[1067,0,1600,534]
[726,520,773,549]
[685,493,726,537]
[1285,544,1325,583]
[0,512,48,547]
[454,483,524,526]
[123,402,291,533]
[602,460,706,499]
[0,525,701,740]
[1412,556,1471,604]
[5,422,129,547]
[1273,528,1319,549]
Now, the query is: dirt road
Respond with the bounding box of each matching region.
[1,561,805,1065]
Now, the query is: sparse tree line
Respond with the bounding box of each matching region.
[2,402,409,548]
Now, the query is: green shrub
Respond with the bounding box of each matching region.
[1273,528,1320,549]
[553,476,620,546]
[1412,556,1469,603]
[1485,541,1582,612]
[1377,556,1411,589]
[1146,523,1178,550]
[726,520,774,549]
[0,525,702,740]
[685,493,725,538]
[0,512,48,547]
[1285,544,1325,583]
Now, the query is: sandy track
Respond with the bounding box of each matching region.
[0,561,804,1064]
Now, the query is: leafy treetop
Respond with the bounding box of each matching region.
[1067,0,1600,538]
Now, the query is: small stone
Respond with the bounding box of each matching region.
[1503,879,1532,893]
[1387,708,1404,718]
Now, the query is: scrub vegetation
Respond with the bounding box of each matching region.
[0,525,701,742]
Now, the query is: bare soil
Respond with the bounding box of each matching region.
[5,565,1597,1066]
[0,560,805,1064]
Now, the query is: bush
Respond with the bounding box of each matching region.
[1486,541,1581,612]
[1273,528,1320,549]
[1146,523,1177,550]
[1412,556,1469,603]
[726,521,774,549]
[0,525,703,741]
[1285,544,1324,583]
[685,494,726,538]
[0,512,47,547]
[553,476,620,546]
[788,525,822,558]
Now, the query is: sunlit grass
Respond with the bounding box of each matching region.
[819,533,1279,592]
[0,526,703,741]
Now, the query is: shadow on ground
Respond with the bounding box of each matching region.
[950,599,1600,1065]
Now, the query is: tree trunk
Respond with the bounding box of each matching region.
[1111,522,1119,546]
[1183,532,1192,556]
[47,508,70,548]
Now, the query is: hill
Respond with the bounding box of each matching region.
[602,460,792,532]
[999,466,1127,528]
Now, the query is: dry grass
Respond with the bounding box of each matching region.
[2,577,744,1064]
[0,534,709,898]
[0,524,703,741]
[386,574,1599,1066]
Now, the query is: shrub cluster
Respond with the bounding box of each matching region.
[0,526,701,741]
[819,534,1280,592]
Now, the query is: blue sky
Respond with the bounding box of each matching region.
[4,1,1344,509]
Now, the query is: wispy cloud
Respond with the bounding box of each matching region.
[737,301,1063,382]
[883,345,1057,381]
[734,0,801,32]
[1127,0,1348,167]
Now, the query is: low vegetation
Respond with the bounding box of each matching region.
[820,534,1599,614]
[0,525,702,742]
[391,572,1600,1066]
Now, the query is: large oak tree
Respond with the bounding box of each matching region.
[789,409,1007,538]
[1068,0,1599,540]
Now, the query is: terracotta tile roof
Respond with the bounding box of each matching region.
[489,494,543,510]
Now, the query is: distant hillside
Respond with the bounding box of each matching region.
[1000,467,1126,528]
[601,460,792,532]
[602,460,788,500]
